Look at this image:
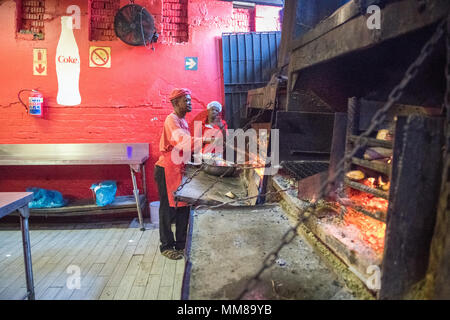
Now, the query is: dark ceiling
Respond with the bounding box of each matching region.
[220,0,284,7]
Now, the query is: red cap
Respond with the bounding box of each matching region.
[169,88,191,101]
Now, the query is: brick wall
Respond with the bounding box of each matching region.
[231,7,254,33]
[89,0,120,41]
[19,0,45,37]
[0,0,280,203]
[161,0,189,43]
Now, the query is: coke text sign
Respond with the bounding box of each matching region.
[55,16,81,106]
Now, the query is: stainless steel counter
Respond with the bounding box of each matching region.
[0,143,150,230]
[0,143,148,165]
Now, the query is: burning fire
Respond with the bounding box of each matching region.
[361,175,390,193]
[336,176,389,253]
[344,207,386,253]
[349,184,389,212]
[364,177,376,188]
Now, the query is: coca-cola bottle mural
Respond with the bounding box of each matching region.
[56,16,81,106]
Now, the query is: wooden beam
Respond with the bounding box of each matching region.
[289,0,360,52]
[427,16,450,297]
[379,115,444,299]
[278,0,299,69]
[358,99,442,132]
[352,157,391,176]
[349,135,393,149]
[344,98,364,175]
[344,178,389,200]
[288,0,449,74]
[328,112,348,192]
[430,179,450,299]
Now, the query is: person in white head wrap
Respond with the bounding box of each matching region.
[207,101,222,112]
[206,101,225,129]
[202,101,228,161]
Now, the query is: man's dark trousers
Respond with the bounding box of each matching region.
[154,165,190,252]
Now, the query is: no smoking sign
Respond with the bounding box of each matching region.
[89,46,111,68]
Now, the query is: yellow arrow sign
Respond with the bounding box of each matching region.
[33,48,47,76]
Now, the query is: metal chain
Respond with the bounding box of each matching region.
[236,18,447,300]
[175,163,206,193]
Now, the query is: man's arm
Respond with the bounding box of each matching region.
[166,116,197,152]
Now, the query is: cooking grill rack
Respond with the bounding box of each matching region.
[281,161,329,180]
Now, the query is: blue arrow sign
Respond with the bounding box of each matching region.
[185,57,198,71]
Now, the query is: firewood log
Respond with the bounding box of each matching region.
[364,147,393,160]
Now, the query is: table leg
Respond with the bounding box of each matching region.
[18,205,35,300]
[141,163,149,218]
[142,163,148,196]
[130,165,145,231]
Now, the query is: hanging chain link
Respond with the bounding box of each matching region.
[236,17,447,300]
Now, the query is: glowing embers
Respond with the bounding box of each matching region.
[335,176,389,253]
[343,206,386,253]
[360,175,390,192]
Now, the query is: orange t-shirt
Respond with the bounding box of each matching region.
[155,113,192,207]
[156,113,191,168]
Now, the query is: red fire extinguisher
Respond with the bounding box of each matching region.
[18,89,44,118]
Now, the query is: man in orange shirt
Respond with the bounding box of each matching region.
[154,88,193,260]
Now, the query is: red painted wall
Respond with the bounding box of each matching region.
[0,0,280,205]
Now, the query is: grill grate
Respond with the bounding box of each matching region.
[282,161,329,180]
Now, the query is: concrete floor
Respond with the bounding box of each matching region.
[184,205,356,300]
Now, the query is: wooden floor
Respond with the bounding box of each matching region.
[0,221,185,300]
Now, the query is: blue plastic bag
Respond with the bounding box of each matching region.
[90,181,117,207]
[26,187,66,209]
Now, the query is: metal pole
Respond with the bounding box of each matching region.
[130,165,145,231]
[18,206,35,300]
[141,162,149,219]
[142,163,148,196]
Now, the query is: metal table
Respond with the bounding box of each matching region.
[0,143,149,230]
[174,166,250,206]
[0,192,35,300]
